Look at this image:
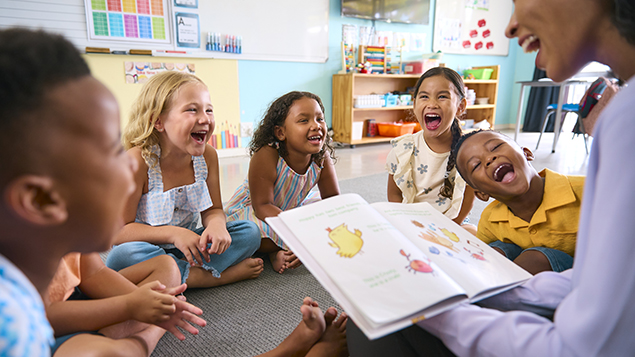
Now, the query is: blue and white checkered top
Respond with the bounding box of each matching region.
[0,253,54,357]
[135,145,213,232]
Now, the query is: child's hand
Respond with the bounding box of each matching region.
[200,226,232,255]
[125,281,180,325]
[173,230,210,266]
[155,283,207,340]
[284,250,303,270]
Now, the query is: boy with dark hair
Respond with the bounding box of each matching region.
[0,28,203,356]
[453,130,583,274]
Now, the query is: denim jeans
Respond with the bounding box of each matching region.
[489,240,573,272]
[106,220,261,284]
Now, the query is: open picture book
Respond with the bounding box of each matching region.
[266,193,532,340]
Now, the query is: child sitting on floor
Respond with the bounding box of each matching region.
[106,71,263,288]
[452,130,584,274]
[225,91,340,273]
[46,253,205,356]
[0,28,203,355]
[386,67,476,234]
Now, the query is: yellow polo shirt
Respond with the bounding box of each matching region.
[476,169,584,256]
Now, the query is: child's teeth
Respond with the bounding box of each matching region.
[522,35,537,53]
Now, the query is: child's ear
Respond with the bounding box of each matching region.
[474,190,491,202]
[274,125,286,141]
[456,97,468,117]
[4,175,68,226]
[154,116,165,132]
[522,147,535,162]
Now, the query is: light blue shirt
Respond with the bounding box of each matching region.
[0,253,54,357]
[418,76,635,356]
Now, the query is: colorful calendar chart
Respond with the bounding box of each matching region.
[86,0,170,43]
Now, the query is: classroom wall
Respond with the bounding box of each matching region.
[83,54,241,136]
[237,0,526,137]
[81,0,528,147]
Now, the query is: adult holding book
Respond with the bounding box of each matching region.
[348,0,635,355]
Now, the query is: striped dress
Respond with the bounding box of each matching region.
[225,155,321,249]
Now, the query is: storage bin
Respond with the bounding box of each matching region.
[376,122,416,137]
[463,68,493,80]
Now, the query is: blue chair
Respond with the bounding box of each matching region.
[535,103,588,154]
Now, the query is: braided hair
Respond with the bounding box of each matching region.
[412,68,467,199]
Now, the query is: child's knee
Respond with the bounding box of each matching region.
[148,255,181,287]
[105,242,164,271]
[229,221,262,252]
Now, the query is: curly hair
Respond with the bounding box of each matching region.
[0,28,91,186]
[249,91,336,166]
[122,71,206,168]
[411,68,467,199]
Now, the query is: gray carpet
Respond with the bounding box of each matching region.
[145,173,489,356]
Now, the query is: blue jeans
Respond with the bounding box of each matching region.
[106,220,260,284]
[489,240,573,272]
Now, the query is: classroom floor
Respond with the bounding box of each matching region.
[218,127,591,202]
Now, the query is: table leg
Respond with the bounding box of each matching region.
[514,85,527,141]
[551,84,566,153]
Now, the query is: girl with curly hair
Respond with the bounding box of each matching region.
[225,91,339,273]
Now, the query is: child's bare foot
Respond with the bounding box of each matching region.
[307,309,348,357]
[186,257,263,288]
[270,250,288,274]
[259,297,326,357]
[284,250,303,270]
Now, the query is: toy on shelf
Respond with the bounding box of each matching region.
[358,45,388,74]
[339,42,356,74]
[356,61,372,74]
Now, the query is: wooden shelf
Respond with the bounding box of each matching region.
[353,106,413,111]
[466,104,496,109]
[332,66,499,146]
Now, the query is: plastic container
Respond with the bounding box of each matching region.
[384,93,398,107]
[475,97,489,105]
[376,122,416,137]
[463,68,493,80]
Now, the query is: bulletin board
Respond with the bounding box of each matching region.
[85,0,171,43]
[432,0,512,56]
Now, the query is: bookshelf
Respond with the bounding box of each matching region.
[331,65,500,146]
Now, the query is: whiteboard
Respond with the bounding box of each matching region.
[0,0,329,63]
[432,0,512,56]
[198,1,329,63]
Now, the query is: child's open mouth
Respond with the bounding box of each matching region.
[191,131,207,144]
[424,113,442,131]
[493,163,516,183]
[308,134,323,145]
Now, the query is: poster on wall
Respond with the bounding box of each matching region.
[433,0,512,56]
[175,12,200,48]
[85,0,171,43]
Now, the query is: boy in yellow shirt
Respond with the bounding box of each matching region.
[453,130,584,274]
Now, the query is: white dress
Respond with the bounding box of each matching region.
[385,130,466,220]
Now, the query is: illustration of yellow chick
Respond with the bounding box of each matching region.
[440,228,460,243]
[326,224,364,258]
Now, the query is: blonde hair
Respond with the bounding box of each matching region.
[123,71,206,167]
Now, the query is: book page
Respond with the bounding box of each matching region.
[371,201,532,300]
[275,194,466,325]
